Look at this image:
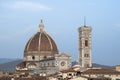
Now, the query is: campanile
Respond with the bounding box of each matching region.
[78,23,92,68]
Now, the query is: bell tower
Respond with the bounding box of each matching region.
[78,20,92,68]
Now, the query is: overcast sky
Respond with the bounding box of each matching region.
[0,0,120,66]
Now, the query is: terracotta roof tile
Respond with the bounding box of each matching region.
[82,68,120,74]
[24,32,58,52]
[61,69,78,73]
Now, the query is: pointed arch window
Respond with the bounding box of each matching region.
[85,40,88,47]
[84,54,89,57]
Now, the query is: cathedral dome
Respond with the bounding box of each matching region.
[24,20,58,56]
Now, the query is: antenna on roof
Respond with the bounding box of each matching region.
[41,19,43,23]
[84,16,86,27]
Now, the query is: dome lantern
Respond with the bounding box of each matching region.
[39,19,44,32]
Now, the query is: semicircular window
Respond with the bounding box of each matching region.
[32,56,35,60]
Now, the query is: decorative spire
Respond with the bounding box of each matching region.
[41,19,43,23]
[84,16,86,27]
[39,19,44,32]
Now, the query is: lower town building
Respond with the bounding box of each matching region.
[57,68,120,80]
[81,68,120,80]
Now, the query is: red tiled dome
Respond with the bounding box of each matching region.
[24,32,58,52]
[24,20,58,55]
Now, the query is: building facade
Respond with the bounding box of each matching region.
[78,25,92,68]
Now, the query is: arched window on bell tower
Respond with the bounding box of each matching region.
[85,40,88,47]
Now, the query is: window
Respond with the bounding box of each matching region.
[44,56,47,59]
[48,63,49,66]
[74,73,76,76]
[68,73,72,76]
[52,62,54,66]
[32,56,35,60]
[85,40,88,47]
[84,54,89,57]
